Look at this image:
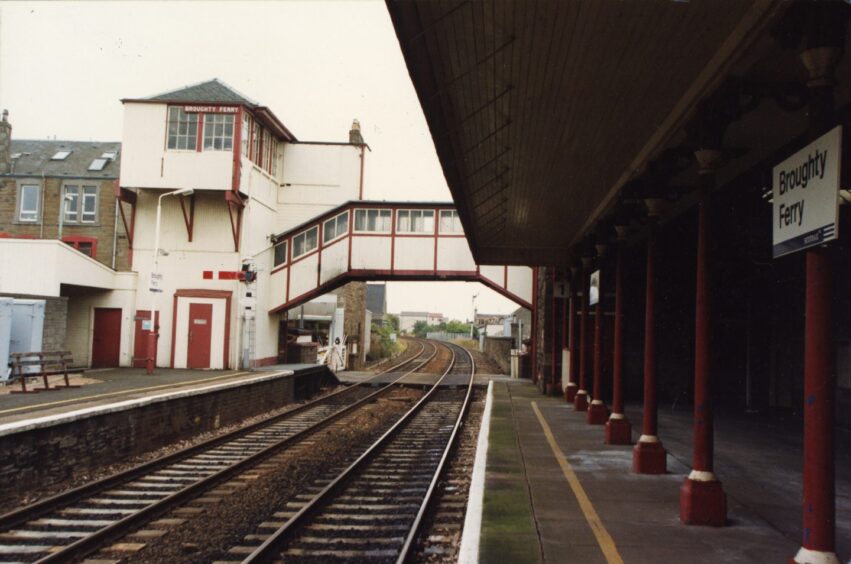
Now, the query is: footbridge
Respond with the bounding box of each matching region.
[267,201,533,312]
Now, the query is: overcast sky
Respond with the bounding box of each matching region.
[0,0,522,321]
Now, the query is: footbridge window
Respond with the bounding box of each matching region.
[292,226,318,259]
[323,211,349,243]
[439,210,463,233]
[397,209,434,234]
[354,209,392,233]
[273,240,288,267]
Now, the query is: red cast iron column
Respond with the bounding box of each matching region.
[680,151,727,526]
[793,31,843,563]
[606,228,632,444]
[550,268,560,396]
[565,266,579,402]
[574,259,590,411]
[588,245,609,424]
[632,212,666,473]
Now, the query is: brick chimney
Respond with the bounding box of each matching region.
[348,119,364,145]
[0,110,11,174]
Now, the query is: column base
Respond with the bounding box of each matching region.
[587,400,609,424]
[632,437,667,474]
[604,415,632,445]
[564,383,578,403]
[680,473,727,526]
[791,546,841,564]
[573,390,589,411]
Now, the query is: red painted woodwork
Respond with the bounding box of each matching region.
[133,310,159,368]
[92,308,122,368]
[587,289,609,425]
[187,303,213,369]
[574,263,589,411]
[634,223,667,473]
[565,277,578,402]
[605,243,632,444]
[170,290,231,370]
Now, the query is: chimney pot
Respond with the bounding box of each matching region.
[349,119,365,145]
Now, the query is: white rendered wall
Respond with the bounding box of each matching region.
[320,240,349,284]
[120,103,232,191]
[436,238,477,271]
[66,286,136,368]
[133,189,241,368]
[276,144,362,232]
[351,237,391,270]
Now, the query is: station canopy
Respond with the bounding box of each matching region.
[386,1,851,265]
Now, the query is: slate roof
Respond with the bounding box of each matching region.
[140,78,259,106]
[5,140,120,179]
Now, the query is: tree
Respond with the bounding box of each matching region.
[385,313,400,333]
[413,320,429,338]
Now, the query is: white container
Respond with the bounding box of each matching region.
[10,299,45,375]
[0,298,12,382]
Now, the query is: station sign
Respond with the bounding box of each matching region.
[772,125,842,258]
[589,270,600,306]
[182,105,238,114]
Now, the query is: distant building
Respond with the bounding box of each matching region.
[399,311,429,333]
[475,312,504,327]
[427,312,445,325]
[0,114,127,269]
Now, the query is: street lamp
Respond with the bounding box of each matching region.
[146,187,194,374]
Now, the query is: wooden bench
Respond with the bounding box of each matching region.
[8,351,81,394]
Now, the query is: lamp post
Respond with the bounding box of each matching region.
[146,187,194,375]
[57,189,75,241]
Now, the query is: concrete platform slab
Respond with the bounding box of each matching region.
[476,380,848,563]
[336,370,492,387]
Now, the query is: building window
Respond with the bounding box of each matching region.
[263,130,272,172]
[242,114,250,157]
[18,184,40,222]
[323,211,349,243]
[270,140,279,177]
[167,107,198,150]
[397,209,435,233]
[251,122,261,163]
[292,226,318,259]
[439,210,463,233]
[62,237,97,258]
[203,114,234,151]
[51,150,71,161]
[354,209,392,233]
[63,185,98,224]
[273,240,288,267]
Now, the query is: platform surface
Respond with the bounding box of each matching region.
[336,369,496,387]
[0,368,292,425]
[478,380,851,563]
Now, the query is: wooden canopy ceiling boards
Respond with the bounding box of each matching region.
[386,0,805,265]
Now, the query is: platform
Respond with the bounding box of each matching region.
[473,380,851,563]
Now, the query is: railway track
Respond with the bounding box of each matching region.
[0,339,436,563]
[230,341,476,564]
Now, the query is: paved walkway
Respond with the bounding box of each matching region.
[0,368,261,424]
[479,380,850,563]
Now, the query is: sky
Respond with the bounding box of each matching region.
[0,0,521,321]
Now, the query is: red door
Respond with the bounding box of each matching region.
[132,310,159,368]
[92,308,122,368]
[187,303,213,369]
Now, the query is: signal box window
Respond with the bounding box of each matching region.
[439,210,463,233]
[203,114,234,151]
[397,209,434,233]
[323,211,349,243]
[167,107,198,150]
[292,226,318,259]
[354,209,392,233]
[273,240,288,267]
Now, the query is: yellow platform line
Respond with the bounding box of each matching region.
[531,401,624,564]
[0,371,252,417]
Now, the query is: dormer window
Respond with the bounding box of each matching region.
[51,150,71,160]
[167,107,198,150]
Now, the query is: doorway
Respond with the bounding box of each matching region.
[187,303,213,369]
[92,308,121,368]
